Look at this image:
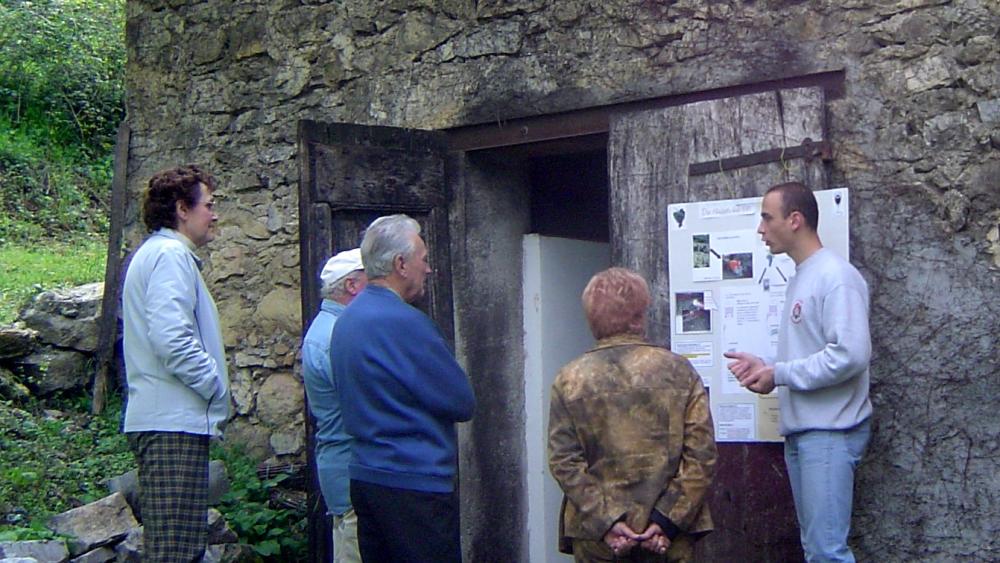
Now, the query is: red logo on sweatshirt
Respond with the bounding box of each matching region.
[790,300,803,324]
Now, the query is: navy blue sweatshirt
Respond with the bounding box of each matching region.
[331,285,476,493]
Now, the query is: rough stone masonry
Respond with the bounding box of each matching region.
[122,1,999,560]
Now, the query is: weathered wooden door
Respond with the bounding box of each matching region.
[609,86,829,561]
[297,120,455,562]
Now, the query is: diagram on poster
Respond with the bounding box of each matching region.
[667,188,850,442]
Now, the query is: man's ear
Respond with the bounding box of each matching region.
[345,276,361,295]
[788,210,804,231]
[394,254,407,277]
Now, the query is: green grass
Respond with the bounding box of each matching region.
[0,237,107,324]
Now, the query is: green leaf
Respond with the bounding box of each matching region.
[253,539,282,556]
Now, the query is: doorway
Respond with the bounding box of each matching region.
[522,149,612,562]
[449,143,611,562]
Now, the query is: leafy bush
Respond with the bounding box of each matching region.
[0,0,123,242]
[0,126,113,241]
[0,390,309,559]
[212,445,308,561]
[0,0,126,154]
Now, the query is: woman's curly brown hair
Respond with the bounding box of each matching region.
[142,165,217,232]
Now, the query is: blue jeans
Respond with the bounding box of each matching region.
[784,419,871,563]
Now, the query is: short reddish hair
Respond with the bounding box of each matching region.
[581,268,651,339]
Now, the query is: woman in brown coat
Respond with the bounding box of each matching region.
[548,268,717,563]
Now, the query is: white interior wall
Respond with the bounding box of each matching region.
[522,234,610,563]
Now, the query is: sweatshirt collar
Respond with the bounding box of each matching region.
[796,247,829,273]
[365,284,403,302]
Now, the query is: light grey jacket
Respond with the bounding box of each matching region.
[122,228,230,436]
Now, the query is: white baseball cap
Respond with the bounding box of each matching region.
[320,248,364,287]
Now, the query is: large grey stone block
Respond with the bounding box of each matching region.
[111,527,141,563]
[67,546,114,563]
[19,283,102,353]
[47,493,138,556]
[11,348,90,397]
[0,325,37,359]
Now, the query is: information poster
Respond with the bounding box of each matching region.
[667,188,850,442]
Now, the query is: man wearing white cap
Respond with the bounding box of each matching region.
[302,248,367,563]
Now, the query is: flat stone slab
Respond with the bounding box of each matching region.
[47,493,138,556]
[0,539,69,562]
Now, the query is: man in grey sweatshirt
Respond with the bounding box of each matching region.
[725,182,872,563]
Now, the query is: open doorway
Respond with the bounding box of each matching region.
[450,140,611,562]
[522,149,610,563]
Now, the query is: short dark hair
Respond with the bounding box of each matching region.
[142,165,217,232]
[766,181,818,231]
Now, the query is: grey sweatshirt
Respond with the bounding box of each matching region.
[773,247,873,435]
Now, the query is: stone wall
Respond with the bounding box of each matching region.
[124,0,999,559]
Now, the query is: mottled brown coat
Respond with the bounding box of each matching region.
[548,334,716,548]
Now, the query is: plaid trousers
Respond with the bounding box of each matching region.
[128,431,210,563]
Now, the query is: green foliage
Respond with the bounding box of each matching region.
[0,124,113,242]
[0,393,134,536]
[0,0,123,242]
[0,518,62,542]
[0,392,309,558]
[0,0,126,154]
[212,445,308,562]
[0,236,107,324]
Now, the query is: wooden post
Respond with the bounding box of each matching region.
[91,122,130,415]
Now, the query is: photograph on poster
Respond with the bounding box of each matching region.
[710,230,758,282]
[693,234,711,267]
[691,233,722,282]
[722,252,754,280]
[675,291,712,334]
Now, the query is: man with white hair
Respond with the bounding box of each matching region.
[302,248,367,563]
[331,214,476,563]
